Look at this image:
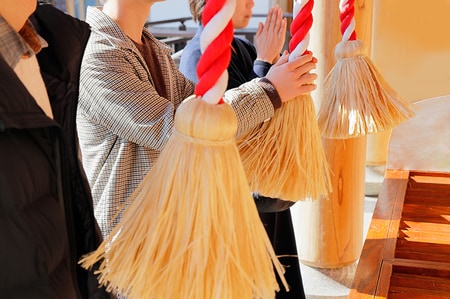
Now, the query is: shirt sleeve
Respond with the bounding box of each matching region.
[253,59,272,78]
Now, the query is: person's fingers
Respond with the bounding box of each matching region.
[265,6,276,29]
[256,22,264,37]
[296,61,317,76]
[298,83,317,94]
[279,17,287,35]
[274,7,284,31]
[273,51,289,65]
[287,52,314,69]
[265,5,284,33]
[298,72,318,84]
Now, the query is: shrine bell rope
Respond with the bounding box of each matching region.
[237,0,331,202]
[317,0,414,138]
[79,0,286,298]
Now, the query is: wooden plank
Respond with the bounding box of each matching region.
[400,204,450,225]
[376,259,450,298]
[395,251,450,264]
[374,261,392,299]
[388,287,450,299]
[403,195,450,207]
[390,273,450,292]
[348,170,409,298]
[397,231,450,245]
[399,221,450,234]
[409,171,450,183]
[390,258,450,274]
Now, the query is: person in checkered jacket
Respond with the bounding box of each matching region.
[76,0,318,243]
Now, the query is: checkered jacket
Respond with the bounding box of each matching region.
[77,7,277,238]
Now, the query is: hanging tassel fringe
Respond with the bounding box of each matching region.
[80,96,287,299]
[237,94,331,201]
[317,36,415,139]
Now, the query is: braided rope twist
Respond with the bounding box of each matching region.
[339,0,357,41]
[195,0,235,104]
[289,0,313,60]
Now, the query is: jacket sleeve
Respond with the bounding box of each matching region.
[224,78,278,137]
[78,41,194,151]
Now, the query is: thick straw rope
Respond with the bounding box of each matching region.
[237,0,331,201]
[80,0,286,298]
[317,0,414,138]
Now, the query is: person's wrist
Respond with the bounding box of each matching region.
[257,77,281,110]
[256,58,271,63]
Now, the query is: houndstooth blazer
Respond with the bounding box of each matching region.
[77,6,278,238]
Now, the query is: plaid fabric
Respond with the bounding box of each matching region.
[0,17,46,68]
[78,6,276,238]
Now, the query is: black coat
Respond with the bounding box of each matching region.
[4,2,110,298]
[0,56,80,298]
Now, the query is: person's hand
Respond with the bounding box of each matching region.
[254,5,287,64]
[265,51,318,102]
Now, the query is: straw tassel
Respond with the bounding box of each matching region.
[80,0,286,297]
[237,0,331,201]
[317,0,415,138]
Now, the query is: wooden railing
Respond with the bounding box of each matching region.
[145,13,293,54]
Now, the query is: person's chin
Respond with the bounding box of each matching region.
[235,20,250,29]
[244,16,251,24]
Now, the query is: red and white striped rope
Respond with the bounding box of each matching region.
[194,0,235,105]
[339,0,357,41]
[289,0,313,60]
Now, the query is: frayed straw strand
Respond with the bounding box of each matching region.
[80,96,286,299]
[318,40,415,138]
[237,95,331,201]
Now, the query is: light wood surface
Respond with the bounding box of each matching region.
[349,170,450,298]
[292,0,368,268]
[367,0,450,165]
[293,137,366,267]
[387,95,450,173]
[350,95,450,297]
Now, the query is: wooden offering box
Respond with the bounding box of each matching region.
[349,95,450,298]
[350,170,450,298]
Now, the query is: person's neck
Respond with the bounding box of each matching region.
[102,1,152,45]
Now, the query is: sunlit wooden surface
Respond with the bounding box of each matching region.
[350,95,450,298]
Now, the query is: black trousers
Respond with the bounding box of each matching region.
[259,209,306,299]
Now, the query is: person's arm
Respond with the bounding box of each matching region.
[78,43,194,151]
[226,51,317,136]
[224,77,277,136]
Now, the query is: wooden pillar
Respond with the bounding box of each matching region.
[65,0,75,17]
[78,0,86,20]
[293,138,366,267]
[291,0,372,268]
